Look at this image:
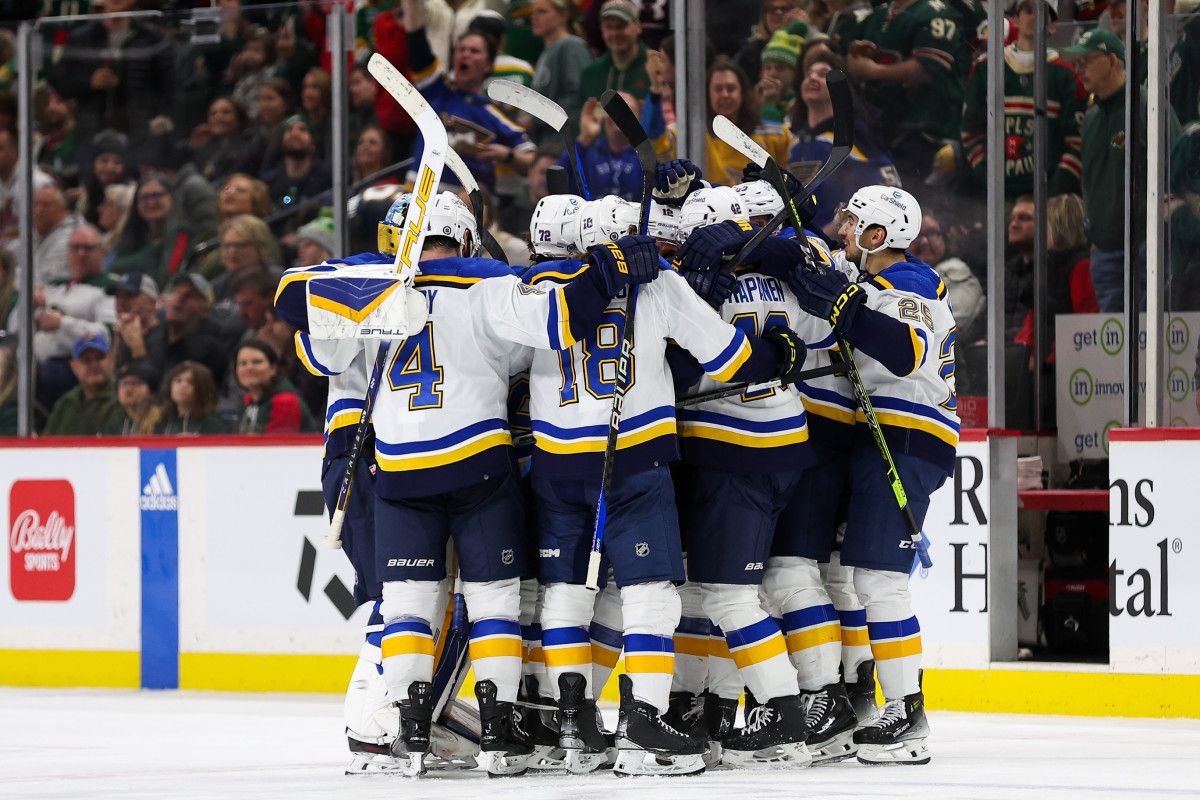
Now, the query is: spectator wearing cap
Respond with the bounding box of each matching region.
[48,0,174,148]
[582,0,672,54]
[138,120,219,244]
[579,0,652,103]
[100,361,163,436]
[134,273,232,388]
[472,11,536,92]
[961,0,1086,201]
[235,339,318,434]
[1064,28,1180,311]
[0,128,52,255]
[735,0,807,83]
[29,183,78,284]
[261,115,332,215]
[76,129,132,229]
[525,0,590,151]
[403,0,536,197]
[109,271,161,372]
[755,28,804,124]
[109,177,196,286]
[158,360,230,435]
[42,333,118,436]
[295,214,336,267]
[20,223,115,411]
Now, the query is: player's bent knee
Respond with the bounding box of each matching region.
[463,577,521,621]
[620,580,681,636]
[593,580,623,631]
[380,579,442,625]
[542,582,595,630]
[762,556,827,610]
[853,568,913,619]
[698,582,762,632]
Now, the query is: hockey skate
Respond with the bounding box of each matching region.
[345,736,408,775]
[557,672,610,774]
[847,660,879,725]
[802,683,859,764]
[613,675,707,776]
[475,679,534,777]
[521,675,567,771]
[663,691,706,738]
[854,691,931,765]
[721,694,812,768]
[387,681,434,777]
[702,693,738,769]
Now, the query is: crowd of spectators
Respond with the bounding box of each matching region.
[1,0,1199,437]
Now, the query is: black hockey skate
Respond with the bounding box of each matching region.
[475,679,533,777]
[520,675,566,771]
[663,691,706,738]
[558,672,610,774]
[721,694,812,768]
[613,674,706,776]
[854,691,931,765]
[702,692,738,768]
[847,660,879,724]
[802,683,859,764]
[345,736,403,775]
[388,681,433,777]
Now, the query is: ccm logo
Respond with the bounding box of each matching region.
[10,479,76,601]
[387,558,435,567]
[539,548,561,558]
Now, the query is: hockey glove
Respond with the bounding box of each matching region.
[586,235,661,297]
[654,158,705,206]
[684,264,738,309]
[741,162,818,227]
[763,326,809,384]
[789,266,867,336]
[672,219,756,274]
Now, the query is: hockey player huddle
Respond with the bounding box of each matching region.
[274,158,959,778]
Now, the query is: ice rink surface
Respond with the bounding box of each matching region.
[2,688,1199,800]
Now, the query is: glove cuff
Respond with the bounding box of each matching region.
[829,283,866,335]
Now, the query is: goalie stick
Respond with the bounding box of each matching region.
[714,73,932,569]
[487,79,592,200]
[584,90,656,591]
[443,146,508,264]
[325,53,448,549]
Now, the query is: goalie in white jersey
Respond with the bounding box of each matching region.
[276,191,659,777]
[788,185,959,765]
[523,192,813,776]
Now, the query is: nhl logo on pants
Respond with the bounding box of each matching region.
[501,548,514,565]
[635,542,650,557]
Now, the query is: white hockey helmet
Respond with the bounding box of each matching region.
[842,185,922,252]
[646,200,680,244]
[675,185,748,243]
[577,195,640,250]
[378,190,478,256]
[733,179,783,220]
[530,194,585,258]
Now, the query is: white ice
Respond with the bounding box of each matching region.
[2,688,1199,800]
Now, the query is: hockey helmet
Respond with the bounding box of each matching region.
[733,179,784,220]
[378,190,478,257]
[646,200,680,244]
[841,185,922,252]
[675,185,748,243]
[576,195,640,250]
[530,194,586,258]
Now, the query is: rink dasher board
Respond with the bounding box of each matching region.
[0,432,1197,717]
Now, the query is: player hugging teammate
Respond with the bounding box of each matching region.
[274,64,957,779]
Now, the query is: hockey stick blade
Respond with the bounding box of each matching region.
[487,79,568,131]
[600,89,655,233]
[712,114,769,169]
[327,55,447,549]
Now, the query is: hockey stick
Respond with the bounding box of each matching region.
[487,79,592,200]
[583,90,657,591]
[675,361,846,408]
[716,70,855,267]
[444,146,508,263]
[719,78,932,570]
[325,54,448,549]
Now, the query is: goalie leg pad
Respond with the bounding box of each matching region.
[763,557,842,691]
[700,582,795,703]
[463,578,523,703]
[619,580,680,714]
[854,568,921,700]
[541,581,596,699]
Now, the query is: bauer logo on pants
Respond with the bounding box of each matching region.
[8,479,76,601]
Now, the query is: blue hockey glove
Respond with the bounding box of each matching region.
[684,265,738,309]
[586,235,661,297]
[653,158,705,206]
[789,266,866,336]
[762,326,809,383]
[671,220,755,274]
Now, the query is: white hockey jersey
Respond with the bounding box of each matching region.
[295,333,367,460]
[521,263,783,480]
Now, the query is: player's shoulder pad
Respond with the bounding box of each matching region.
[414,256,517,286]
[870,259,946,301]
[522,258,589,285]
[327,251,393,266]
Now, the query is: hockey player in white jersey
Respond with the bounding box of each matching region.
[522,192,813,777]
[275,191,659,777]
[787,186,959,765]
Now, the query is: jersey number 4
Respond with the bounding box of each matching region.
[558,308,635,404]
[387,322,444,410]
